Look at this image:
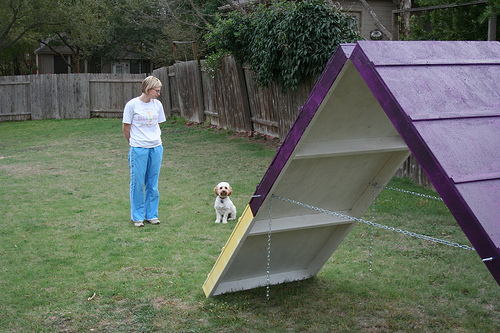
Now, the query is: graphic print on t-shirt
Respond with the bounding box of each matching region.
[136,109,157,127]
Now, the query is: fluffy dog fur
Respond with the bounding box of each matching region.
[214,182,237,223]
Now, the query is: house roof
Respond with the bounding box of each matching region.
[35,43,73,55]
[203,40,500,297]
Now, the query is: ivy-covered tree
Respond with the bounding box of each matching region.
[204,0,361,90]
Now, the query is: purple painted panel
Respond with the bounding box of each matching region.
[377,66,500,120]
[413,118,500,180]
[351,41,500,285]
[457,181,500,242]
[355,41,500,66]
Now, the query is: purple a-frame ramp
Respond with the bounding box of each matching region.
[349,41,500,283]
[203,41,500,297]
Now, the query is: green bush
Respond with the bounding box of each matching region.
[204,0,361,90]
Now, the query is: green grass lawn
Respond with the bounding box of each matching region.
[0,118,498,332]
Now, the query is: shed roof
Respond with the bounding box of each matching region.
[203,41,500,297]
[35,44,73,55]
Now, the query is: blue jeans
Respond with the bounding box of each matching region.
[128,145,163,222]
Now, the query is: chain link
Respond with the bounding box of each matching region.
[266,196,272,300]
[371,182,443,201]
[270,194,475,251]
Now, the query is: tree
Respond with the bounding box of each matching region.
[393,0,413,38]
[1,0,169,74]
[0,0,63,74]
[37,0,115,73]
[0,0,63,54]
[162,0,225,29]
[204,0,361,90]
[92,0,164,69]
[157,0,227,62]
[54,0,225,70]
[407,0,500,41]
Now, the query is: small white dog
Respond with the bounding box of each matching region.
[214,182,237,224]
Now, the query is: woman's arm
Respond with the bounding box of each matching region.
[122,123,131,143]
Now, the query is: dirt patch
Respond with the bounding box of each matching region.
[229,131,281,149]
[181,121,281,149]
[151,297,196,311]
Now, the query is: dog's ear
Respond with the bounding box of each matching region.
[228,186,233,196]
[214,186,219,195]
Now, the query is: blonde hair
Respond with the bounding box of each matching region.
[142,75,162,94]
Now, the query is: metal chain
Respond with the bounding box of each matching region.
[369,186,376,274]
[266,196,273,300]
[371,182,443,201]
[270,194,475,251]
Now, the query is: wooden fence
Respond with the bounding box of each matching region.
[0,73,146,121]
[153,57,315,139]
[395,154,434,188]
[0,60,431,187]
[0,60,343,139]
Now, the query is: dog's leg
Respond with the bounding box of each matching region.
[215,211,222,223]
[222,213,228,224]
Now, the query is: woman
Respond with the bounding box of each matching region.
[122,75,166,227]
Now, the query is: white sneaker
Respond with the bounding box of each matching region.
[133,221,144,227]
[145,218,160,225]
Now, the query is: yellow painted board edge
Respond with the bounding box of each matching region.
[202,204,255,297]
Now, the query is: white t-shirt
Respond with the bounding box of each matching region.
[123,97,166,148]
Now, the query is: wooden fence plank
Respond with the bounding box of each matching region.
[244,69,315,138]
[0,75,31,121]
[167,65,181,116]
[89,74,108,116]
[245,71,281,138]
[58,74,89,119]
[31,74,58,120]
[214,56,252,132]
[152,67,171,117]
[199,62,218,126]
[280,76,316,139]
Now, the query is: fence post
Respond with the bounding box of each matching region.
[195,60,205,123]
